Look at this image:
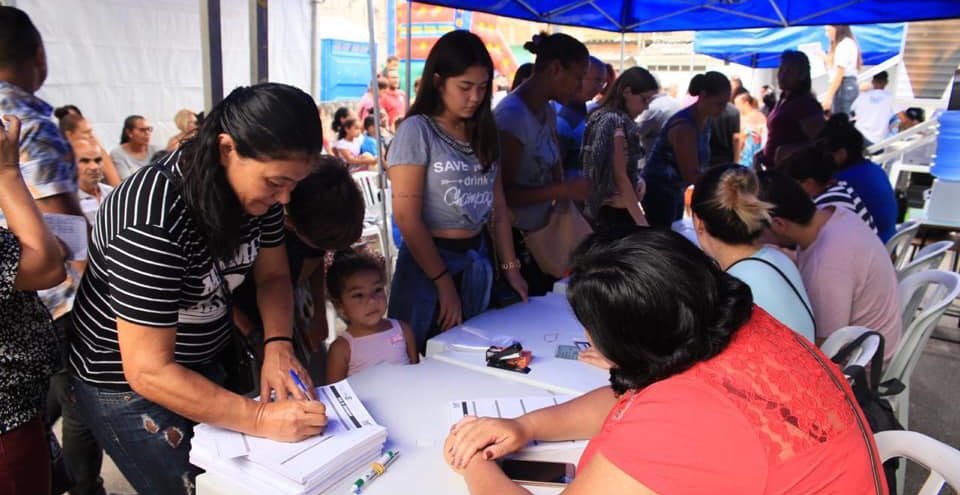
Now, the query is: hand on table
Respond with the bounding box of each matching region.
[444,416,532,471]
[260,340,313,401]
[578,348,614,370]
[504,269,529,303]
[435,274,464,331]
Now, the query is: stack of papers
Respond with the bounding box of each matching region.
[449,325,515,351]
[448,396,587,451]
[190,380,387,494]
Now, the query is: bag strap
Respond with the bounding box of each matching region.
[792,332,885,495]
[728,256,816,329]
[830,330,884,395]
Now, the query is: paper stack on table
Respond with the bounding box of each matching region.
[448,397,587,451]
[190,380,387,495]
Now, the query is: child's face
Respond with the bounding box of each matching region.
[336,270,387,326]
[349,124,362,139]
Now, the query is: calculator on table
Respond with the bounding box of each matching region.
[555,345,580,360]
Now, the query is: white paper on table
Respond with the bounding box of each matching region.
[42,213,88,260]
[449,325,515,351]
[448,397,587,451]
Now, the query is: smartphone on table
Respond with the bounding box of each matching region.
[499,459,576,487]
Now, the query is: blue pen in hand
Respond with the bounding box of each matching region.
[288,369,314,400]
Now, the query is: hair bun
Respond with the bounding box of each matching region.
[715,167,772,233]
[523,32,545,54]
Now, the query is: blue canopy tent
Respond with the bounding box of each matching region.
[403,0,960,32]
[693,23,906,68]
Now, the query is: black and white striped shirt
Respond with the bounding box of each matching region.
[814,180,878,234]
[70,155,284,389]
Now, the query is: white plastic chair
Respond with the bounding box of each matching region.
[352,171,390,256]
[874,430,960,495]
[885,269,960,429]
[886,220,921,270]
[897,240,954,282]
[819,326,881,371]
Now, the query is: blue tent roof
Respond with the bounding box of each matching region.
[694,23,905,68]
[408,0,960,33]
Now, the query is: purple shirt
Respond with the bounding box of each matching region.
[763,92,823,165]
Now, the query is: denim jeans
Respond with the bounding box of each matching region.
[47,371,104,495]
[832,76,859,117]
[70,363,224,495]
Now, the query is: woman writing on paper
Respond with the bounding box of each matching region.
[444,227,886,494]
[68,84,327,495]
[387,30,528,354]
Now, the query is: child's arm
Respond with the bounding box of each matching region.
[400,321,419,364]
[325,336,351,383]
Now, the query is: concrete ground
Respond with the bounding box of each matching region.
[66,319,960,495]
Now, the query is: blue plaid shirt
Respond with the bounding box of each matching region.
[0,81,79,319]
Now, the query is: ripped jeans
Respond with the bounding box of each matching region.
[70,363,224,495]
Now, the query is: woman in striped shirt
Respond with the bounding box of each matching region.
[68,84,327,495]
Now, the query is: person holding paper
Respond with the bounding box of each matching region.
[444,227,886,494]
[67,83,328,495]
[0,113,67,495]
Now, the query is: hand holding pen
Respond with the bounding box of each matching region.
[248,370,327,442]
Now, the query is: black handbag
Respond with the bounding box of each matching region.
[830,331,905,495]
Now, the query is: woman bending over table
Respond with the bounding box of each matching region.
[444,227,886,495]
[68,83,327,495]
[388,30,528,353]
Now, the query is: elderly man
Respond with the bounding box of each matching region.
[73,138,114,225]
[59,113,121,186]
[555,55,606,178]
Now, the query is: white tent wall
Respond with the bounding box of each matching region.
[19,0,311,149]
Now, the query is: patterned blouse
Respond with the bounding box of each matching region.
[581,109,644,222]
[0,227,60,434]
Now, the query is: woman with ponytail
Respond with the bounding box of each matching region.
[642,71,730,227]
[691,164,814,341]
[69,83,328,494]
[443,226,885,495]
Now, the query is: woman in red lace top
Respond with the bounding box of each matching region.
[444,227,886,495]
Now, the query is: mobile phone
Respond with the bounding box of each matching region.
[499,459,576,487]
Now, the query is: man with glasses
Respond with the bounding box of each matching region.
[555,55,605,179]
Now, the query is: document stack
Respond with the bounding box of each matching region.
[191,380,387,494]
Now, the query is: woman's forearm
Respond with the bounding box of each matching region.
[464,461,532,495]
[395,213,448,280]
[0,170,66,288]
[516,387,617,442]
[257,274,295,340]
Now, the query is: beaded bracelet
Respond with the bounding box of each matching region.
[500,260,522,271]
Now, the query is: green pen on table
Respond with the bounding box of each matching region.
[351,449,400,494]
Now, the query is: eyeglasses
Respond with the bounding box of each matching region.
[78,157,103,164]
[136,127,154,132]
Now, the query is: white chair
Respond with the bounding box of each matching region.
[898,240,954,282]
[885,269,960,429]
[352,171,391,256]
[874,430,960,495]
[886,220,921,270]
[820,326,881,371]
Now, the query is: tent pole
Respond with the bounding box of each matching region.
[366,0,394,279]
[406,0,413,109]
[619,32,625,72]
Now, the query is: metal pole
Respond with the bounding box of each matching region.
[405,0,413,110]
[619,32,625,72]
[250,0,268,84]
[310,0,320,100]
[366,0,394,278]
[200,0,224,109]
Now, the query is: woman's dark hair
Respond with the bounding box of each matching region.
[119,114,145,144]
[524,31,589,72]
[326,250,385,302]
[779,50,813,94]
[177,83,323,260]
[331,106,351,135]
[287,156,365,251]
[692,164,773,245]
[511,63,533,91]
[407,30,499,171]
[338,117,358,140]
[0,6,41,70]
[362,115,376,132]
[688,71,731,97]
[568,227,753,395]
[757,169,817,225]
[732,85,749,99]
[782,144,836,185]
[762,91,777,110]
[54,105,82,120]
[599,66,659,113]
[817,113,865,167]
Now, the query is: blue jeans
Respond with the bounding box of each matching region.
[70,363,224,495]
[832,76,859,116]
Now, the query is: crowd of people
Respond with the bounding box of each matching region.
[0,5,911,494]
